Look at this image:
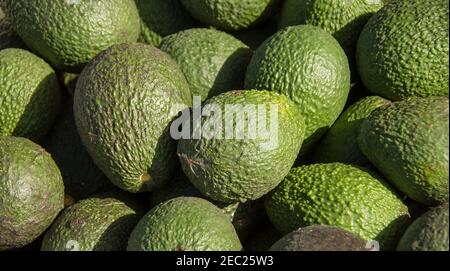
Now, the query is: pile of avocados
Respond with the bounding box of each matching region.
[0,0,448,251]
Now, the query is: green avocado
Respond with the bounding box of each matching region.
[0,7,24,50]
[2,0,140,72]
[245,25,350,156]
[160,28,253,101]
[0,136,64,250]
[135,0,198,47]
[397,203,449,251]
[357,0,449,100]
[314,96,391,166]
[278,0,384,66]
[265,163,410,250]
[180,0,282,31]
[358,97,449,206]
[44,99,114,201]
[0,48,60,140]
[127,197,242,251]
[74,43,192,193]
[269,225,373,251]
[177,90,305,203]
[41,192,144,251]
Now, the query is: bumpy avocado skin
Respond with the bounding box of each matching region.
[0,136,64,250]
[358,97,449,206]
[151,172,265,239]
[178,90,305,203]
[44,99,113,201]
[3,0,140,72]
[357,0,449,100]
[160,28,253,101]
[0,7,24,50]
[0,48,60,140]
[135,0,197,47]
[245,25,350,155]
[314,96,391,166]
[180,0,282,31]
[127,197,242,251]
[269,225,372,251]
[41,193,144,251]
[397,203,449,251]
[278,0,384,65]
[265,163,410,250]
[74,43,192,193]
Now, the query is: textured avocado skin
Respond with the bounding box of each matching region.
[151,172,265,239]
[160,28,253,101]
[278,0,384,65]
[0,7,24,50]
[41,193,144,251]
[178,90,305,203]
[269,225,372,251]
[136,0,197,47]
[397,203,449,251]
[127,197,242,251]
[3,0,140,72]
[357,0,449,100]
[245,25,350,155]
[180,0,282,31]
[314,96,391,166]
[0,136,64,250]
[44,99,113,201]
[265,163,410,250]
[0,48,60,140]
[74,43,192,193]
[358,97,449,206]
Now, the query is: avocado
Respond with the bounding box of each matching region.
[2,0,140,72]
[269,225,373,251]
[74,43,192,193]
[357,0,449,100]
[127,197,242,251]
[265,163,410,250]
[358,97,449,206]
[278,0,384,67]
[41,192,144,251]
[160,28,253,101]
[245,25,350,156]
[397,203,449,251]
[0,136,64,250]
[314,96,391,166]
[0,48,60,140]
[178,90,305,203]
[151,172,265,239]
[44,99,114,201]
[0,7,24,50]
[180,0,282,31]
[135,0,198,47]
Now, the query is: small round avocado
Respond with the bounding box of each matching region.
[357,0,449,100]
[0,136,64,250]
[397,203,449,251]
[160,28,253,101]
[178,90,305,203]
[127,197,242,251]
[265,163,410,250]
[314,96,391,166]
[180,0,282,31]
[74,43,192,193]
[3,0,141,72]
[358,97,449,206]
[41,192,144,251]
[245,25,350,156]
[269,225,374,251]
[0,48,60,140]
